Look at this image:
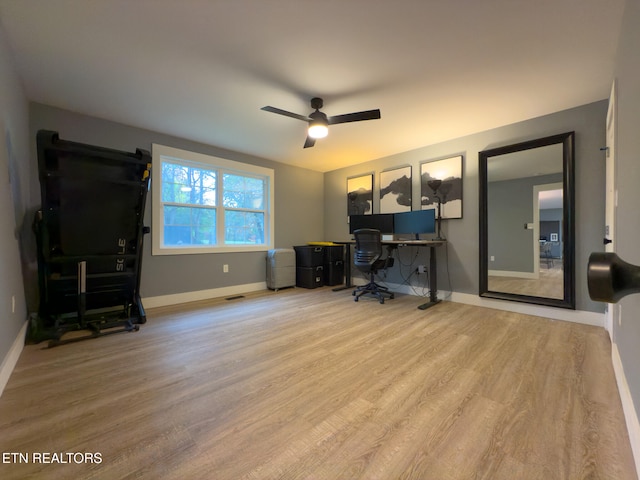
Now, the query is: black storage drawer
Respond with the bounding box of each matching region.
[296,266,324,289]
[324,261,344,286]
[323,245,344,262]
[294,245,324,267]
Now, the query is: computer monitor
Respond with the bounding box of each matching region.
[393,209,436,239]
[349,214,395,234]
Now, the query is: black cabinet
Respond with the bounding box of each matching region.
[294,246,325,288]
[293,244,345,288]
[323,245,344,286]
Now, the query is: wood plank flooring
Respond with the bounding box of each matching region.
[0,288,636,479]
[488,262,564,299]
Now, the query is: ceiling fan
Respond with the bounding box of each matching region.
[261,97,381,148]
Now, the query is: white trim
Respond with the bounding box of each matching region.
[148,279,601,327]
[612,342,640,479]
[379,281,603,326]
[142,282,267,309]
[0,320,27,398]
[533,186,540,277]
[604,80,618,339]
[446,291,603,327]
[533,182,563,277]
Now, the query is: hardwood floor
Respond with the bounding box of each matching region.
[488,262,564,299]
[0,288,636,479]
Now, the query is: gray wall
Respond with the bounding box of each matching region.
[324,101,607,313]
[28,103,325,302]
[613,0,640,422]
[0,25,30,364]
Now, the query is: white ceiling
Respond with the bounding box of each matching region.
[0,0,624,172]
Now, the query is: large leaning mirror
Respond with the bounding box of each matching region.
[479,132,575,309]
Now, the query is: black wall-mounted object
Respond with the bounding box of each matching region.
[29,130,151,346]
[588,252,640,303]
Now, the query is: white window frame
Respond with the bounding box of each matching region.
[151,144,274,255]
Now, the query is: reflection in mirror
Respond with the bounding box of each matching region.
[479,132,575,309]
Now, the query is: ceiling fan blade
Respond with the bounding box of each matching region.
[328,109,381,125]
[303,136,316,148]
[261,106,309,122]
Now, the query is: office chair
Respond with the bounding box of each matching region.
[540,241,554,268]
[352,228,395,304]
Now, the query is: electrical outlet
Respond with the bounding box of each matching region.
[223,264,229,273]
[417,265,426,274]
[490,256,495,262]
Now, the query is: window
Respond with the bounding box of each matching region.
[152,144,274,255]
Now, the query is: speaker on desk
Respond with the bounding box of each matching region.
[587,252,640,303]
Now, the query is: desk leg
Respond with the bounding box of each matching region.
[332,243,353,292]
[418,245,442,310]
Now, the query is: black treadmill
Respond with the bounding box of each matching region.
[28,130,151,347]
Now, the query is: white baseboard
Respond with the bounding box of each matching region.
[382,282,604,327]
[446,291,604,327]
[612,342,640,479]
[156,278,602,328]
[0,320,27,398]
[142,282,267,309]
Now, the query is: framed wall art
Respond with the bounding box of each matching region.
[347,173,373,215]
[421,155,463,219]
[379,165,411,213]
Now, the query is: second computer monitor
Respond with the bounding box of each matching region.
[393,209,436,239]
[349,214,395,234]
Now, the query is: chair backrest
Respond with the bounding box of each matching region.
[354,229,383,268]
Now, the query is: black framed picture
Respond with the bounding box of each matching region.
[421,155,463,219]
[379,165,411,213]
[347,173,373,215]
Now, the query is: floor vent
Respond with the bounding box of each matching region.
[225,295,245,301]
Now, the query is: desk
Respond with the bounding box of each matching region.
[332,239,446,310]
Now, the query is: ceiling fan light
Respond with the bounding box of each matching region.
[308,122,328,139]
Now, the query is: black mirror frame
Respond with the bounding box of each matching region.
[479,131,575,309]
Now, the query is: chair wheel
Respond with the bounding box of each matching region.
[390,294,395,299]
[379,298,384,304]
[354,297,358,302]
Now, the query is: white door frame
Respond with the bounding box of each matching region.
[604,80,618,339]
[533,182,563,278]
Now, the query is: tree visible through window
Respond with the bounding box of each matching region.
[162,162,217,246]
[152,145,274,255]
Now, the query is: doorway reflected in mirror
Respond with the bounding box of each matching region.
[488,185,564,299]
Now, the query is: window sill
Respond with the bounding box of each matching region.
[151,244,273,256]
